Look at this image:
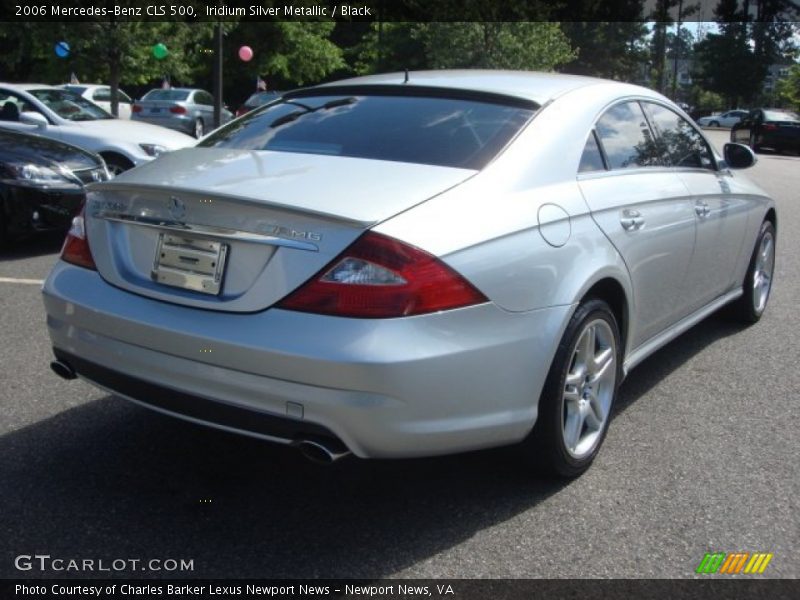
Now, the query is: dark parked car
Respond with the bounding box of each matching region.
[731,108,800,153]
[0,128,109,245]
[234,90,283,118]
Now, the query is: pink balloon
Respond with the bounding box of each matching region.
[238,46,253,62]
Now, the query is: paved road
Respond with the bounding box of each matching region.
[1,131,797,579]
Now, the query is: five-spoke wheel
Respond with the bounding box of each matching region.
[525,298,621,477]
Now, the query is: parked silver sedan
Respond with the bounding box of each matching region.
[696,109,749,128]
[43,71,776,477]
[131,88,233,138]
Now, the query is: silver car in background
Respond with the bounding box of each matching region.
[696,109,749,128]
[43,71,776,477]
[132,88,233,138]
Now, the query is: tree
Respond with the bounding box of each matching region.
[776,64,800,111]
[353,22,575,74]
[220,22,345,105]
[648,1,699,94]
[0,21,210,115]
[692,0,798,107]
[560,21,649,81]
[350,23,427,75]
[554,1,649,82]
[66,22,212,116]
[666,27,695,59]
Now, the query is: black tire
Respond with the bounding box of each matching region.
[709,120,719,127]
[194,118,205,138]
[523,298,622,478]
[729,220,775,323]
[101,154,134,176]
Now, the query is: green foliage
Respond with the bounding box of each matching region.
[560,22,649,81]
[260,22,345,86]
[688,87,726,111]
[691,0,799,107]
[776,64,800,110]
[353,22,575,75]
[416,22,576,71]
[351,23,427,75]
[219,22,344,106]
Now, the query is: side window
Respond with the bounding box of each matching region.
[0,91,36,121]
[196,92,213,106]
[119,90,132,103]
[595,101,659,169]
[644,102,714,170]
[578,130,606,173]
[92,88,111,102]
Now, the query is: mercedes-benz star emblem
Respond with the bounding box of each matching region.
[169,196,186,221]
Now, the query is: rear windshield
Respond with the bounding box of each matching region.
[142,89,191,102]
[764,110,799,122]
[245,91,280,107]
[200,93,535,169]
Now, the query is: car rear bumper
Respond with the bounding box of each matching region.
[132,114,194,135]
[43,261,573,458]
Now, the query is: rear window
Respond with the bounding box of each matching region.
[764,110,799,122]
[142,89,191,102]
[200,93,536,169]
[245,91,280,107]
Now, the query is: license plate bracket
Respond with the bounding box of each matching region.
[151,233,228,295]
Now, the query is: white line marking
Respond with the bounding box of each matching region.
[0,277,45,285]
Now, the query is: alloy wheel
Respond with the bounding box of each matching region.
[561,319,617,459]
[752,230,775,315]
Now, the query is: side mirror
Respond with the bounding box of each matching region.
[723,143,757,170]
[20,112,48,129]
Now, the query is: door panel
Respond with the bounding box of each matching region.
[679,171,751,311]
[579,172,696,348]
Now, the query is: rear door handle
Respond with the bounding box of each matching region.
[620,209,645,231]
[695,202,710,217]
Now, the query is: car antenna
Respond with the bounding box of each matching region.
[404,69,409,84]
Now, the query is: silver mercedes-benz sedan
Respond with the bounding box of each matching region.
[43,71,776,477]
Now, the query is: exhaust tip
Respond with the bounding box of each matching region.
[292,438,351,465]
[50,360,77,380]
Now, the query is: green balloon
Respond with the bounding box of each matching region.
[152,43,168,60]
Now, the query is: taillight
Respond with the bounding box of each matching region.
[762,123,777,131]
[61,204,96,270]
[132,104,142,113]
[169,105,187,114]
[276,232,487,318]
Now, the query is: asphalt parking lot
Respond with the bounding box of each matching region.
[0,130,798,579]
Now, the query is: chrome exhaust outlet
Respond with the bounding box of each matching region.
[292,439,351,465]
[50,360,77,380]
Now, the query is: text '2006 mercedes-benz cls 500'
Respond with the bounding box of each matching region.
[43,71,776,477]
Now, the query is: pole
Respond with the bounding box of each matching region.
[213,22,223,129]
[671,0,683,101]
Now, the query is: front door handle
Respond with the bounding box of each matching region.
[695,202,710,218]
[620,209,645,231]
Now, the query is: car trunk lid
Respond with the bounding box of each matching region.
[83,148,474,312]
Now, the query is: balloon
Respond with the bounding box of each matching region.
[55,41,70,58]
[152,43,169,60]
[238,46,253,62]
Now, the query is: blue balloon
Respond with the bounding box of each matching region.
[55,41,70,58]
